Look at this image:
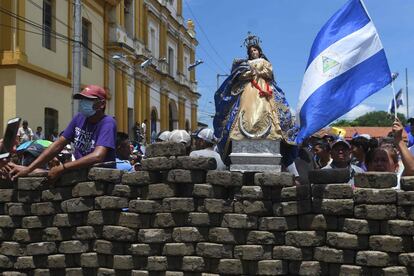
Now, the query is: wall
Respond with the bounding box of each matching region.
[1,143,413,275]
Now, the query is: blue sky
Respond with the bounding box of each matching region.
[182,0,414,126]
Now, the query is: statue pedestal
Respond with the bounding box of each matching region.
[229,139,282,172]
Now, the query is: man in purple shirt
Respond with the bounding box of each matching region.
[11,85,117,183]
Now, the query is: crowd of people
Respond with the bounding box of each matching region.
[0,83,413,190]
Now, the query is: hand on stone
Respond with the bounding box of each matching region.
[47,164,64,184]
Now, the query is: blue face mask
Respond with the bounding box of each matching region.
[79,99,96,117]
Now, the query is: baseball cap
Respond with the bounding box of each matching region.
[196,128,216,144]
[157,131,171,142]
[330,139,351,150]
[169,130,191,145]
[73,85,107,100]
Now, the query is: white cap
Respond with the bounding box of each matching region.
[169,130,191,145]
[196,128,216,144]
[157,131,171,142]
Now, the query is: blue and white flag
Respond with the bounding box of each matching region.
[295,0,392,143]
[388,88,403,115]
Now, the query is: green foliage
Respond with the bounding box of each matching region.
[332,111,407,127]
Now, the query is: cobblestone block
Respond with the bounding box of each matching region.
[13,229,31,242]
[163,197,194,212]
[273,246,313,261]
[93,239,123,254]
[309,168,350,184]
[369,235,407,253]
[342,218,380,234]
[339,265,366,276]
[235,200,272,215]
[129,199,162,213]
[163,243,194,255]
[58,169,89,186]
[128,244,153,256]
[355,204,397,220]
[401,176,414,191]
[58,240,88,253]
[299,214,337,230]
[246,231,277,245]
[281,185,310,201]
[122,171,157,185]
[80,252,98,267]
[188,212,210,226]
[61,198,93,213]
[182,256,205,271]
[273,200,311,216]
[88,168,123,183]
[384,220,414,235]
[138,229,170,243]
[47,254,65,268]
[207,171,244,187]
[97,268,116,275]
[0,216,17,228]
[147,256,168,271]
[209,227,237,244]
[382,266,409,276]
[119,212,148,229]
[259,216,297,231]
[218,259,243,274]
[113,255,134,270]
[354,172,397,188]
[398,191,414,205]
[314,246,354,263]
[72,181,105,197]
[103,226,136,241]
[0,242,25,256]
[153,213,175,228]
[234,245,272,261]
[14,256,35,269]
[5,203,27,216]
[193,184,214,198]
[148,183,176,199]
[73,226,97,240]
[30,202,57,215]
[326,232,363,249]
[196,242,232,258]
[95,196,128,209]
[167,169,205,183]
[42,187,72,201]
[0,254,13,268]
[22,216,44,228]
[0,189,14,202]
[111,184,130,197]
[27,242,56,255]
[254,172,295,187]
[285,231,325,247]
[176,156,217,170]
[141,156,176,171]
[356,251,390,267]
[354,188,397,203]
[312,199,354,215]
[222,214,257,229]
[172,227,204,242]
[257,260,287,275]
[298,261,325,276]
[145,142,186,158]
[398,253,414,267]
[240,186,264,199]
[312,184,353,199]
[397,206,414,219]
[203,199,233,213]
[18,177,46,190]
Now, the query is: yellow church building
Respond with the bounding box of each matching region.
[0,0,199,140]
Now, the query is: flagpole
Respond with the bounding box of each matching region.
[391,80,398,119]
[406,68,409,118]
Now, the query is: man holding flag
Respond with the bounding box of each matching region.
[296,0,392,143]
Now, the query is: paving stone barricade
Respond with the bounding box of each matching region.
[0,142,414,275]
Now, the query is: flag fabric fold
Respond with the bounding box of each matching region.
[295,0,392,144]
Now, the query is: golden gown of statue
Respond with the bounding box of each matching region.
[229,58,283,140]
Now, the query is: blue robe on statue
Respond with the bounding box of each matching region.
[213,58,299,167]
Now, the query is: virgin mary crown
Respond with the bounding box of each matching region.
[243,32,261,49]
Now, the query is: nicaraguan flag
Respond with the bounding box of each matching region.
[388,88,403,114]
[295,0,392,143]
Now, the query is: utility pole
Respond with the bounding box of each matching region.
[406,68,409,118]
[72,0,82,116]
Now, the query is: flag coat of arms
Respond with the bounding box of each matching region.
[388,88,403,115]
[295,0,392,143]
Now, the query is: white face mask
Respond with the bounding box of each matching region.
[79,99,96,117]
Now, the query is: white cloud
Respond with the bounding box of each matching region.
[341,104,376,120]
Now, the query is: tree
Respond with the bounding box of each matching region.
[332,111,406,127]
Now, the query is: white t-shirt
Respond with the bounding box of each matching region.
[190,148,226,171]
[18,127,33,143]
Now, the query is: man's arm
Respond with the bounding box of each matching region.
[393,119,414,176]
[10,136,68,179]
[46,146,109,183]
